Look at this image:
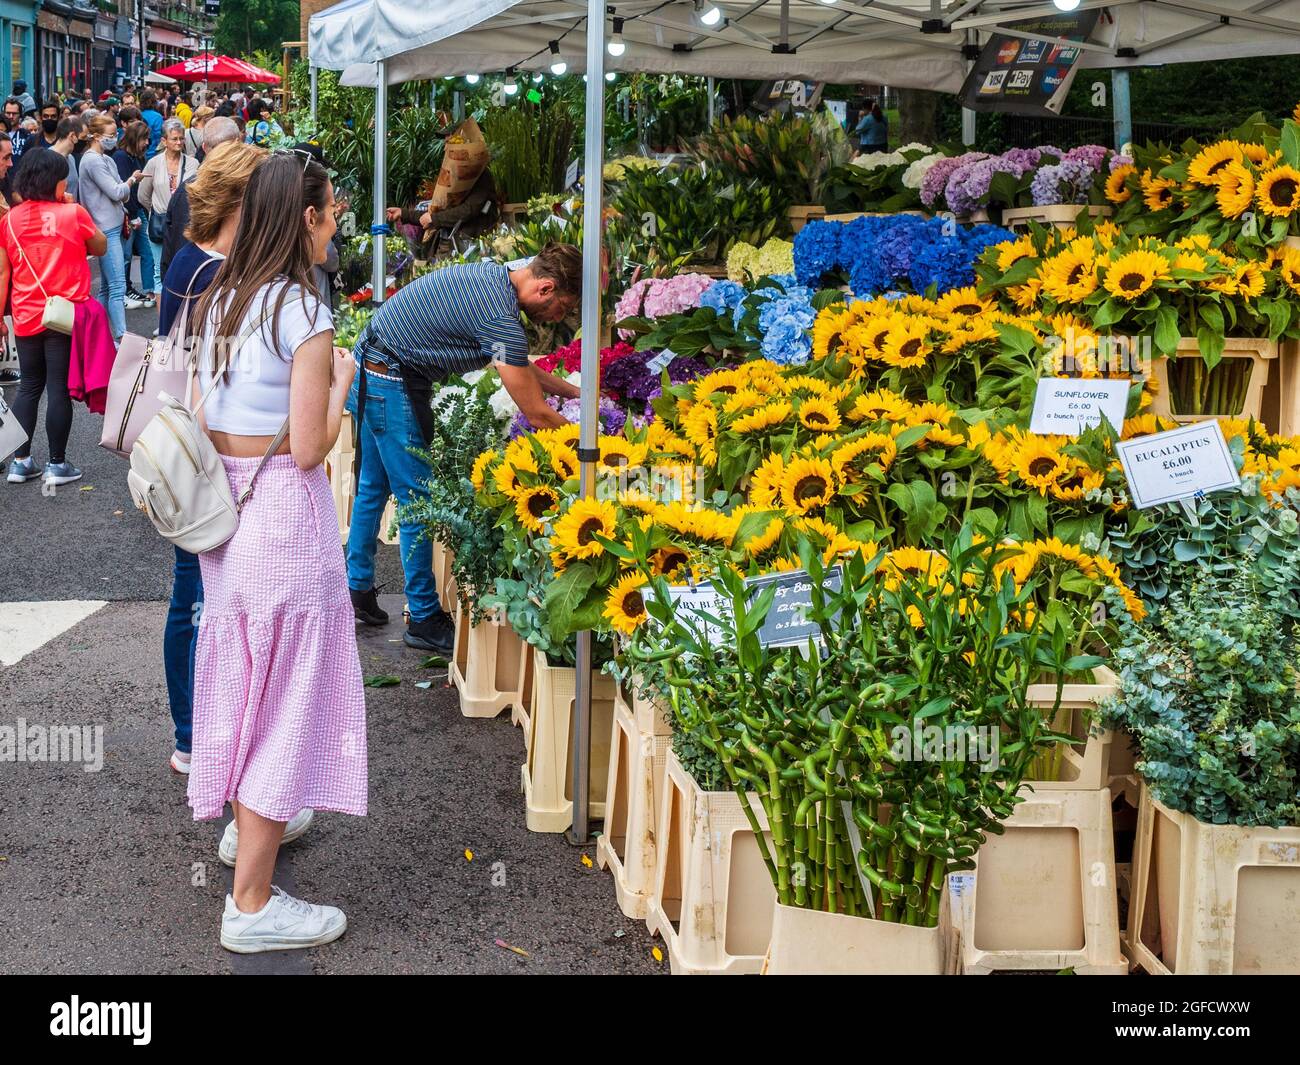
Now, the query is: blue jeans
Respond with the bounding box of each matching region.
[122,214,156,294]
[148,237,164,294]
[345,367,440,622]
[164,546,202,753]
[97,228,126,340]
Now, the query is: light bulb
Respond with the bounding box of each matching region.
[1052,0,1080,8]
[606,72,616,82]
[608,16,626,56]
[533,72,545,83]
[465,73,480,85]
[504,77,518,96]
[696,2,723,27]
[549,40,567,75]
[818,0,838,5]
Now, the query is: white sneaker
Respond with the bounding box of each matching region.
[218,808,314,867]
[170,750,191,774]
[219,886,347,954]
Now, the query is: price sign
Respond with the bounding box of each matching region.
[656,565,842,648]
[658,582,732,645]
[565,158,580,189]
[644,348,677,375]
[1029,377,1130,436]
[1115,421,1240,508]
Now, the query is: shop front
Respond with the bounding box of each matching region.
[36,4,94,100]
[0,0,35,102]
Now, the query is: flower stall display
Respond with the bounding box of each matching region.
[793,215,1015,296]
[820,143,949,215]
[726,238,795,284]
[919,145,1126,220]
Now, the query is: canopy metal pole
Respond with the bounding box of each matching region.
[1112,68,1132,152]
[961,30,976,147]
[310,64,318,123]
[372,59,388,304]
[570,0,607,847]
[707,75,715,127]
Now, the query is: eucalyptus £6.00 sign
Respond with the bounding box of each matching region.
[1029,378,1130,436]
[1115,421,1240,508]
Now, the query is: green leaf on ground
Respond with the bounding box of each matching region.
[364,674,401,688]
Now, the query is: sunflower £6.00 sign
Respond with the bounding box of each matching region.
[1029,378,1130,436]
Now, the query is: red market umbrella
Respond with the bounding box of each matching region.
[154,53,279,84]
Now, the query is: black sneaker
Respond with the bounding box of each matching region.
[0,369,18,385]
[404,611,455,654]
[350,587,389,626]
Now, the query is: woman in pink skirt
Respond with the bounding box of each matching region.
[189,150,365,953]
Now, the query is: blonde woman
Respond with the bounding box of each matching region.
[77,111,142,340]
[184,106,213,157]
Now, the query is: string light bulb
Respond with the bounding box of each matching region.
[696,2,723,27]
[464,73,480,85]
[549,40,567,75]
[608,16,626,56]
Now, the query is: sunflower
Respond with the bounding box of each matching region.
[604,573,649,635]
[552,498,618,560]
[1140,171,1176,211]
[881,546,949,589]
[1214,160,1255,218]
[966,421,991,448]
[880,318,932,369]
[543,442,580,481]
[1048,463,1105,502]
[996,235,1035,272]
[682,402,719,464]
[598,437,648,471]
[934,286,993,317]
[1277,245,1300,295]
[851,389,910,424]
[1102,249,1169,301]
[1040,245,1098,304]
[732,400,793,435]
[493,450,538,497]
[1173,249,1208,273]
[1015,438,1070,491]
[1241,141,1274,166]
[1009,277,1043,312]
[793,515,867,565]
[1256,165,1300,217]
[780,456,836,514]
[832,433,897,481]
[742,516,785,560]
[470,449,498,493]
[650,545,691,579]
[941,318,1001,354]
[1091,555,1147,622]
[722,388,767,415]
[796,396,842,434]
[1188,141,1242,186]
[618,488,661,516]
[749,452,786,507]
[514,484,559,532]
[1105,164,1136,204]
[692,368,745,401]
[812,306,856,362]
[1233,260,1265,298]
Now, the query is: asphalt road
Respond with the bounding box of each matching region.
[0,299,663,975]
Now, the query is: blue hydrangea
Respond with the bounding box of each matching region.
[792,221,843,286]
[701,279,746,314]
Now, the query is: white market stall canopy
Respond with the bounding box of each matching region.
[309,0,1300,93]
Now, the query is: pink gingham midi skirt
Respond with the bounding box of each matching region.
[187,453,368,822]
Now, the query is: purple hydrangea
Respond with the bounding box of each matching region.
[1030,157,1097,205]
[920,152,989,208]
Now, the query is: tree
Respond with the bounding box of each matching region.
[214,0,300,57]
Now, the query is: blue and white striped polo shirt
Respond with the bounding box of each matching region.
[361,262,530,375]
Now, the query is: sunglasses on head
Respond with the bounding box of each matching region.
[273,147,315,172]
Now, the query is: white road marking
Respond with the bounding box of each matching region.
[0,601,107,667]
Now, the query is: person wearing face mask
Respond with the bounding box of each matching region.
[345,242,582,652]
[77,112,142,341]
[33,99,60,150]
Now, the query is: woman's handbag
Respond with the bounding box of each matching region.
[100,265,212,457]
[147,156,185,244]
[6,211,76,335]
[0,389,29,464]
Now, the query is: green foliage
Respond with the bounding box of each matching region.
[628,525,1078,922]
[396,383,509,624]
[214,0,298,58]
[1096,567,1300,827]
[482,99,575,204]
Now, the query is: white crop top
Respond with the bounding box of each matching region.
[197,280,333,435]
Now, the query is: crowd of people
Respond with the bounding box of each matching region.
[0,74,587,954]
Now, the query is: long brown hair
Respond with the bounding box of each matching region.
[120,119,149,159]
[192,151,330,367]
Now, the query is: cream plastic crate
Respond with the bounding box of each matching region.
[324,412,355,543]
[1001,204,1113,230]
[595,687,672,920]
[1126,785,1300,974]
[786,205,827,232]
[952,786,1127,975]
[511,642,535,742]
[646,748,776,975]
[431,541,457,609]
[520,651,617,833]
[1265,337,1300,435]
[450,605,525,719]
[1023,666,1119,791]
[764,894,957,975]
[1151,337,1276,424]
[822,210,926,223]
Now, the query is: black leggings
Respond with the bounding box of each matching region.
[12,329,74,464]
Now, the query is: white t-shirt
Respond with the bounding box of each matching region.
[198,279,333,435]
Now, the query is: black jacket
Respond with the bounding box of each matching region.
[161,179,192,281]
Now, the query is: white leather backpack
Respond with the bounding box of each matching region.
[127,313,286,554]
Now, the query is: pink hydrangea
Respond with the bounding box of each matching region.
[613,273,715,337]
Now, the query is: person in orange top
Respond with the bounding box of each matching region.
[0,148,107,487]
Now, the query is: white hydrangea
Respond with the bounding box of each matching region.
[898,142,934,155]
[461,369,486,386]
[901,153,946,190]
[851,150,905,171]
[487,384,519,423]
